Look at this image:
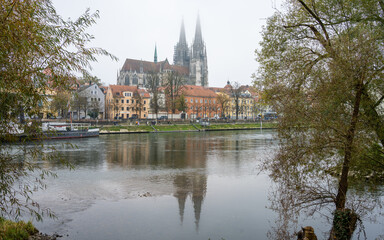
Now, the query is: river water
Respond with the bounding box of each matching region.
[27,130,383,240]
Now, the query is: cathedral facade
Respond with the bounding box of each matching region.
[117,16,208,87]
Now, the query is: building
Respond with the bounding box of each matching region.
[72,83,105,120]
[173,15,208,87]
[105,85,150,120]
[182,85,218,119]
[116,58,189,87]
[117,15,208,88]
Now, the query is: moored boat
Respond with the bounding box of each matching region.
[41,122,99,139]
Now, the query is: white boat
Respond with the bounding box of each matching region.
[41,122,99,139]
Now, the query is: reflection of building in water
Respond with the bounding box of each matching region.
[171,134,209,231]
[105,135,152,167]
[173,173,207,231]
[105,133,210,230]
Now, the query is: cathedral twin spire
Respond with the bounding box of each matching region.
[173,14,208,87]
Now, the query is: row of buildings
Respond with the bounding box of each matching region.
[40,80,268,121]
[104,82,266,120]
[40,16,271,120]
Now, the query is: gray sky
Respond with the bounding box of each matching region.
[52,0,281,87]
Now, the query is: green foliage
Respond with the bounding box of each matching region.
[0,0,116,221]
[88,109,99,119]
[332,209,358,240]
[255,0,384,239]
[176,94,188,112]
[0,217,38,240]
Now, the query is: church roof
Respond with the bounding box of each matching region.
[168,64,189,76]
[121,58,189,76]
[122,58,160,73]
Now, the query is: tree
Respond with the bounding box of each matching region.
[108,96,123,119]
[132,89,144,119]
[51,92,71,118]
[0,0,116,221]
[228,82,243,120]
[255,0,384,239]
[191,99,202,119]
[164,71,185,118]
[77,72,102,86]
[71,93,88,120]
[146,72,161,118]
[88,99,101,119]
[216,92,230,118]
[176,94,189,118]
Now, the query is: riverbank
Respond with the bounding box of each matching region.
[99,122,277,134]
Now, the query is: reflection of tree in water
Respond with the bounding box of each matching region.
[264,158,384,240]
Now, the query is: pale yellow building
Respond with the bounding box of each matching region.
[105,85,150,120]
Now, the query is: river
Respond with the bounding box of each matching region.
[26,130,383,240]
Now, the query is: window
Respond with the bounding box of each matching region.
[195,99,198,103]
[116,99,118,103]
[124,92,132,97]
[126,107,129,110]
[144,107,146,111]
[205,99,207,103]
[95,86,97,89]
[190,99,193,103]
[98,98,100,101]
[121,107,124,110]
[121,100,124,103]
[144,100,146,104]
[132,100,135,104]
[200,99,203,103]
[144,114,146,117]
[214,100,216,104]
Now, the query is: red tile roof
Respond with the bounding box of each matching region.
[108,85,151,98]
[182,85,217,98]
[108,85,138,97]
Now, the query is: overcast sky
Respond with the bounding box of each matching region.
[52,0,282,88]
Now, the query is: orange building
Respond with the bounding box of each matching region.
[105,85,150,120]
[182,85,219,119]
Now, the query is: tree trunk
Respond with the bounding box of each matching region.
[332,81,363,240]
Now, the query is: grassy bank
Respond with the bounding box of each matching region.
[0,218,37,240]
[100,122,277,134]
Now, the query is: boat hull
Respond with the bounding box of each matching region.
[43,129,99,140]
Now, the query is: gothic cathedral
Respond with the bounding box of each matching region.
[174,15,208,87]
[117,15,208,87]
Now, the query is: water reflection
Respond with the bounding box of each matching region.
[31,130,278,240]
[103,133,211,229]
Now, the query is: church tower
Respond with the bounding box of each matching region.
[190,14,208,87]
[154,44,158,64]
[173,19,190,68]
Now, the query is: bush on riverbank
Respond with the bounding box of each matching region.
[0,218,38,240]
